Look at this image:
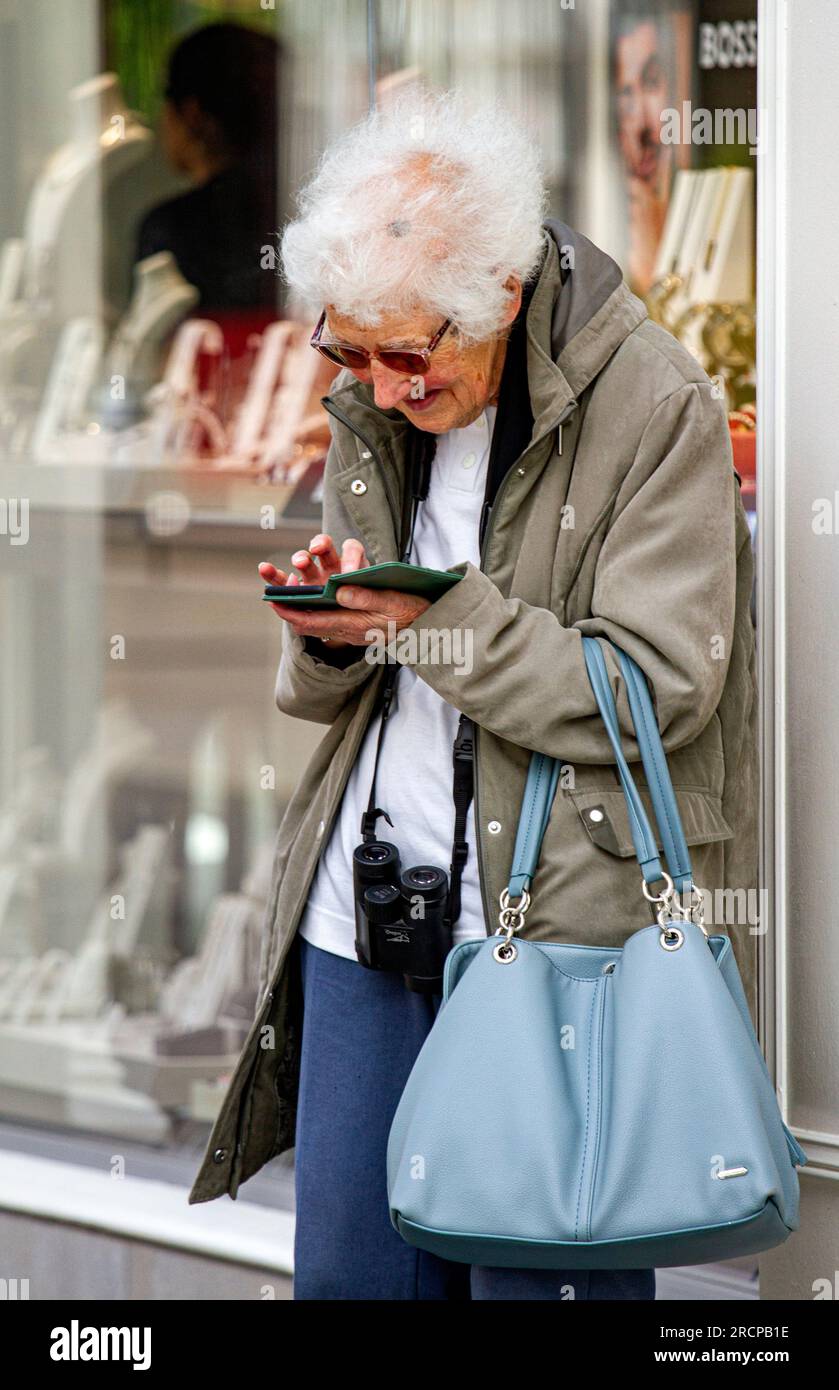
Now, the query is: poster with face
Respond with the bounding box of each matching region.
[611,2,695,295]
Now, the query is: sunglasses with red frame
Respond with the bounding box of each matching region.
[310,310,453,376]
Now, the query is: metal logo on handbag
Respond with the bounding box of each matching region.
[386,636,807,1270]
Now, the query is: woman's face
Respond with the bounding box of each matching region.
[615,20,670,186]
[324,283,522,434]
[160,96,228,181]
[160,99,195,174]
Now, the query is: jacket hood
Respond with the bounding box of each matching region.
[520,219,648,435]
[322,218,648,442]
[544,217,631,359]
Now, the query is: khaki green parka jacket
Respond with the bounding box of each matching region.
[189,220,758,1206]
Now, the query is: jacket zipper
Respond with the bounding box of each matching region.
[473,397,578,936]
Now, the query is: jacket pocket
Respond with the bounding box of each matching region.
[567,786,734,858]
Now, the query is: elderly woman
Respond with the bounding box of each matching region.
[189,92,758,1302]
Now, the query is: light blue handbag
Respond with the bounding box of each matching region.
[387,636,807,1269]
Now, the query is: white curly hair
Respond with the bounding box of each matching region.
[280,88,549,345]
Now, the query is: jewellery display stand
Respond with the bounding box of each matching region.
[21,73,154,320]
[0,865,38,962]
[105,857,268,1115]
[60,698,157,865]
[114,318,227,468]
[0,701,160,962]
[0,674,275,1135]
[101,251,200,424]
[0,746,62,861]
[109,889,263,1111]
[124,316,325,477]
[0,239,25,310]
[0,299,54,454]
[0,823,175,1141]
[0,999,170,1141]
[0,71,182,449]
[0,825,173,1026]
[258,327,324,479]
[228,320,298,465]
[0,70,150,426]
[0,704,157,965]
[30,252,200,465]
[31,318,105,464]
[106,312,325,494]
[0,825,267,1137]
[0,747,63,960]
[15,234,330,486]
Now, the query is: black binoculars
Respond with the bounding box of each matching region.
[352,840,452,993]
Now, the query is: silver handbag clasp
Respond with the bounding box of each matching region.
[493,887,531,963]
[643,872,710,948]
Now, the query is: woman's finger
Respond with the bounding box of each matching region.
[290,547,323,581]
[276,606,372,643]
[302,534,368,578]
[305,534,342,577]
[259,563,300,586]
[258,561,290,585]
[334,587,430,624]
[341,537,368,572]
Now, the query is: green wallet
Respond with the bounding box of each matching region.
[262,561,463,608]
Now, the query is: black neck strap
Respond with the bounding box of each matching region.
[360,425,434,841]
[478,269,539,550]
[445,712,474,930]
[359,424,475,932]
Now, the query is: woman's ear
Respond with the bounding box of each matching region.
[502,274,523,326]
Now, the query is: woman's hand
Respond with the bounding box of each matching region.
[258,534,430,648]
[259,534,367,650]
[260,532,368,590]
[291,584,432,646]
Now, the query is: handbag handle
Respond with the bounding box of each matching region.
[506,754,561,900]
[612,646,692,893]
[503,635,698,929]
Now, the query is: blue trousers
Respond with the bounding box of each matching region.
[292,933,656,1301]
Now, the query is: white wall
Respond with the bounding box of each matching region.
[757,0,839,1298]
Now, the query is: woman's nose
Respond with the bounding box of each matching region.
[369,359,414,410]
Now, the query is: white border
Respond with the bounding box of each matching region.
[757,0,837,1172]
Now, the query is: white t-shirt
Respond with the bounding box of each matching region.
[297,404,498,961]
